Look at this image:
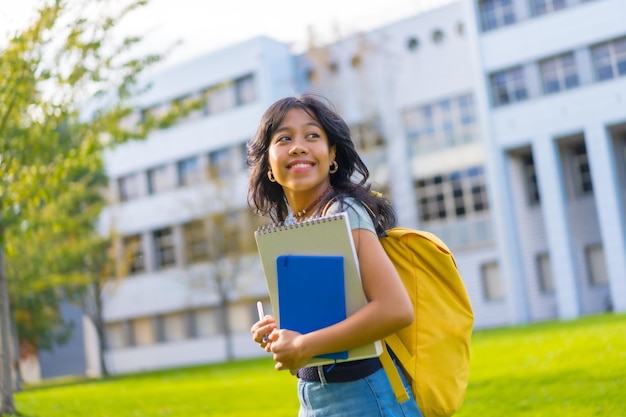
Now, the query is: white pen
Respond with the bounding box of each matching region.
[256,301,265,321]
[256,301,268,343]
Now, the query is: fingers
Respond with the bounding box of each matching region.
[250,316,277,346]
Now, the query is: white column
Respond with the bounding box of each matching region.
[376,36,418,229]
[486,148,531,323]
[584,124,626,312]
[462,0,530,323]
[385,111,418,229]
[173,224,186,269]
[142,231,155,273]
[532,137,581,319]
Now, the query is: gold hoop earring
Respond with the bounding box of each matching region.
[329,160,339,174]
[267,170,276,182]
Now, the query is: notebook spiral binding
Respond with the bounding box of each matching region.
[255,213,345,234]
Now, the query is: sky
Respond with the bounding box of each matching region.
[1,0,453,71]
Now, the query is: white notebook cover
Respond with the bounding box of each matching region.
[254,212,382,367]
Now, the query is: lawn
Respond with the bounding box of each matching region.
[9,312,626,417]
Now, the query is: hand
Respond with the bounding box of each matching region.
[266,328,311,372]
[250,315,277,349]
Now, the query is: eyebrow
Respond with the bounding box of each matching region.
[273,121,322,134]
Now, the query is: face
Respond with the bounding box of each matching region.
[268,107,336,200]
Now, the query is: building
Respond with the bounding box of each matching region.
[96,37,295,374]
[37,0,625,376]
[463,0,626,323]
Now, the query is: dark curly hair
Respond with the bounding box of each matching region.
[246,94,396,235]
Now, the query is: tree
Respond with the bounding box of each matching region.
[0,0,200,413]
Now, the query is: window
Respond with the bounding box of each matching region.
[481,262,505,301]
[407,37,420,51]
[235,74,256,106]
[142,102,170,122]
[536,253,554,293]
[591,37,626,81]
[479,0,516,32]
[491,67,528,106]
[521,153,541,205]
[175,93,205,123]
[211,211,240,257]
[123,235,144,275]
[586,245,608,286]
[156,312,190,342]
[530,0,566,16]
[207,82,236,114]
[238,210,266,254]
[229,303,256,332]
[106,321,134,349]
[133,317,156,346]
[191,308,219,337]
[118,173,140,202]
[432,29,444,44]
[572,143,593,195]
[415,166,489,223]
[184,220,209,263]
[147,165,173,195]
[118,110,141,132]
[245,212,270,253]
[540,53,579,94]
[351,118,385,151]
[208,147,233,180]
[306,68,319,84]
[416,176,447,221]
[404,94,477,155]
[177,156,201,187]
[153,228,176,269]
[456,22,464,36]
[350,53,363,68]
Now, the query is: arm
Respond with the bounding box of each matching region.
[267,227,413,371]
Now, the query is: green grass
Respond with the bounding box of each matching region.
[10,313,626,417]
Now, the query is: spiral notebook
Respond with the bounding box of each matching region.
[255,212,382,367]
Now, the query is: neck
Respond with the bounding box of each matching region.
[292,184,333,220]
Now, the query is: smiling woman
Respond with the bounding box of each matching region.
[247,95,421,417]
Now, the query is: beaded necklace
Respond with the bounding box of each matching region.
[293,184,333,220]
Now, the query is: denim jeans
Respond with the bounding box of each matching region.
[297,361,423,417]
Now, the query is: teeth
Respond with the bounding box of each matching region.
[291,163,311,168]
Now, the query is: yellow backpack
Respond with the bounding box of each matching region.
[377,228,474,417]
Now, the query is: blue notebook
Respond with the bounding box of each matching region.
[276,255,348,360]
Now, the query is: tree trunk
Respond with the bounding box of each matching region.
[91,283,109,376]
[219,294,234,362]
[0,216,16,415]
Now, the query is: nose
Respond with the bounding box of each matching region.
[288,137,308,155]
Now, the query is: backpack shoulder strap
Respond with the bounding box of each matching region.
[379,342,410,403]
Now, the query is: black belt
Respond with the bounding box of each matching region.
[297,357,382,383]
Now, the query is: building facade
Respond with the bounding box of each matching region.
[38,0,625,376]
[95,37,295,374]
[464,0,626,324]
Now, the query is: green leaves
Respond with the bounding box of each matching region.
[0,0,185,353]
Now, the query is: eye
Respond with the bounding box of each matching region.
[274,135,291,143]
[306,132,321,140]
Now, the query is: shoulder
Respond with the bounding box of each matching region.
[322,196,375,233]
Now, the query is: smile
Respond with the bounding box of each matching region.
[288,162,315,169]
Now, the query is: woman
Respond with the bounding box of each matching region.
[248,94,422,416]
